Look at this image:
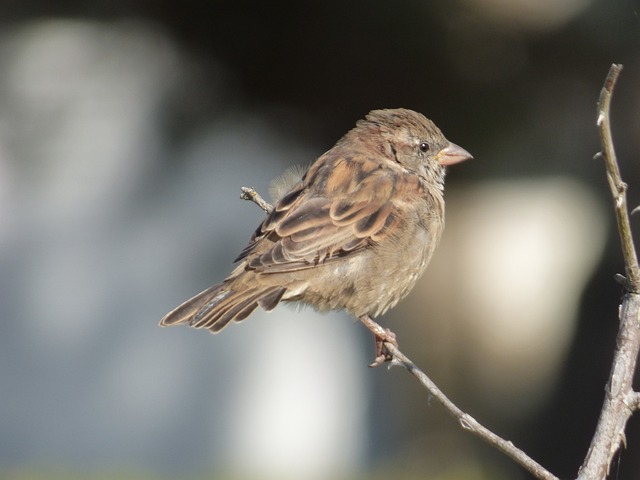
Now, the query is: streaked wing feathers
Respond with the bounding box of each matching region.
[237,154,422,274]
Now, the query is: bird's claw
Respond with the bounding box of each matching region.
[368,328,398,368]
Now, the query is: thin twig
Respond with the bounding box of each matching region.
[577,64,640,480]
[240,186,273,214]
[385,343,559,480]
[240,185,558,480]
[595,64,640,292]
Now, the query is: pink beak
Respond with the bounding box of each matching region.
[437,142,473,166]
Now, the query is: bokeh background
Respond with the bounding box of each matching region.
[1,1,639,479]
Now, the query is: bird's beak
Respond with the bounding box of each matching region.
[437,142,473,166]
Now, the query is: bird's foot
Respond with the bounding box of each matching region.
[369,329,398,368]
[359,315,398,368]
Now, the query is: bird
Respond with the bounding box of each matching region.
[160,108,472,366]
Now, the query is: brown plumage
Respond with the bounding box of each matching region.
[160,108,472,366]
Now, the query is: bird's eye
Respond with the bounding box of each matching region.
[419,142,430,153]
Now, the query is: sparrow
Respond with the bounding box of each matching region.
[160,108,472,366]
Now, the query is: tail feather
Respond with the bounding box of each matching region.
[257,287,286,311]
[159,283,227,326]
[190,287,260,329]
[160,281,287,333]
[201,290,262,331]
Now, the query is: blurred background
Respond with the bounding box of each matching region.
[0,1,639,479]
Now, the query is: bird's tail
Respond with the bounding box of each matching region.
[160,280,286,333]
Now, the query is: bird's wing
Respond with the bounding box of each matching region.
[235,154,423,273]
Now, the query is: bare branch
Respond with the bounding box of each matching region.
[577,64,640,480]
[240,186,273,214]
[239,66,640,480]
[577,294,640,480]
[629,392,640,412]
[595,64,640,292]
[241,189,559,480]
[384,343,559,480]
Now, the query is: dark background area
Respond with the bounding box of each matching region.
[0,1,639,479]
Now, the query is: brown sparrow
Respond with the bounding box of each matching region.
[160,108,472,366]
